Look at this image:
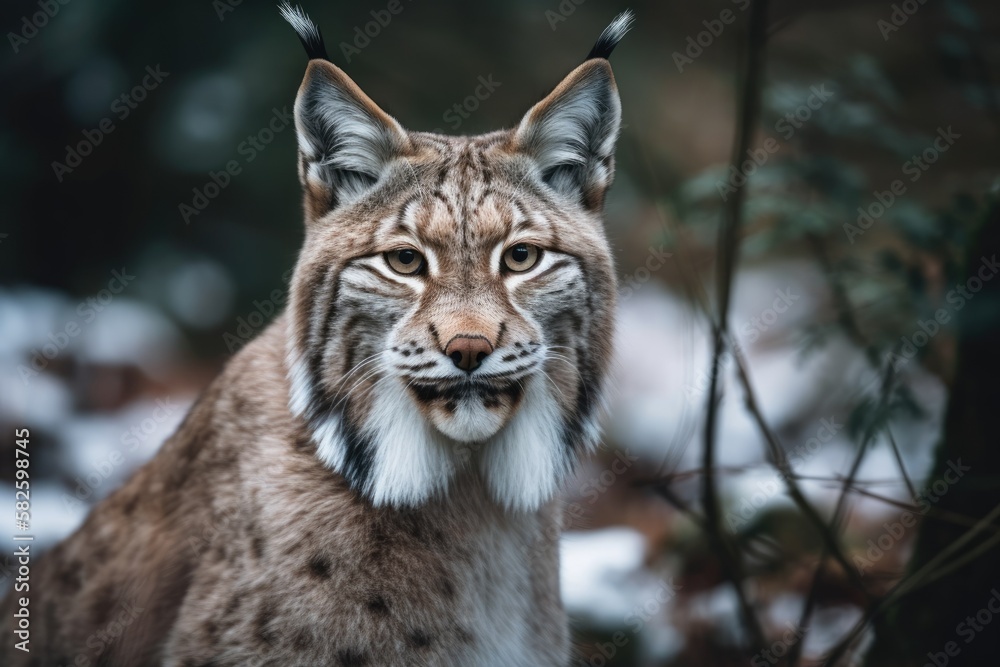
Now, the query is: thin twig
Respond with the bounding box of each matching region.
[808,235,918,502]
[729,340,874,599]
[698,0,771,654]
[844,485,1000,534]
[784,356,896,667]
[821,501,1000,666]
[832,360,897,531]
[884,424,917,500]
[807,233,873,360]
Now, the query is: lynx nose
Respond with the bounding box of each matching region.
[445,336,493,372]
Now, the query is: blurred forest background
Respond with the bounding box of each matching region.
[2,0,999,665]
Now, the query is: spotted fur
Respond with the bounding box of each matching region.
[1,8,630,666]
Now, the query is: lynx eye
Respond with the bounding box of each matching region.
[502,244,541,273]
[385,248,425,275]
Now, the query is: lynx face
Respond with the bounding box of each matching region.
[282,8,627,511]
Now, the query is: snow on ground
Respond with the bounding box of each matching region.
[0,289,194,550]
[561,526,685,663]
[0,259,946,663]
[610,260,945,508]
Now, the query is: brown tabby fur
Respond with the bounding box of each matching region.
[1,9,631,665]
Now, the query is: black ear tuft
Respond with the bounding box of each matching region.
[585,10,635,61]
[279,3,328,61]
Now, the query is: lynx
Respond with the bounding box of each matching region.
[2,6,630,665]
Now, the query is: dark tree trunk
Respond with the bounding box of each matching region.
[865,199,1000,666]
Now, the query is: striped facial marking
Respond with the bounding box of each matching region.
[284,49,622,510]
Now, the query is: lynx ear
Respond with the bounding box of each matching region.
[294,62,411,213]
[513,12,632,210]
[281,4,411,217]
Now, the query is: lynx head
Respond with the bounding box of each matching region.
[279,4,630,511]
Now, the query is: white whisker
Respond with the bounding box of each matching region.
[331,363,386,412]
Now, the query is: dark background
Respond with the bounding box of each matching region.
[2,0,999,665]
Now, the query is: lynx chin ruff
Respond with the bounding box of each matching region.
[2,6,631,666]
